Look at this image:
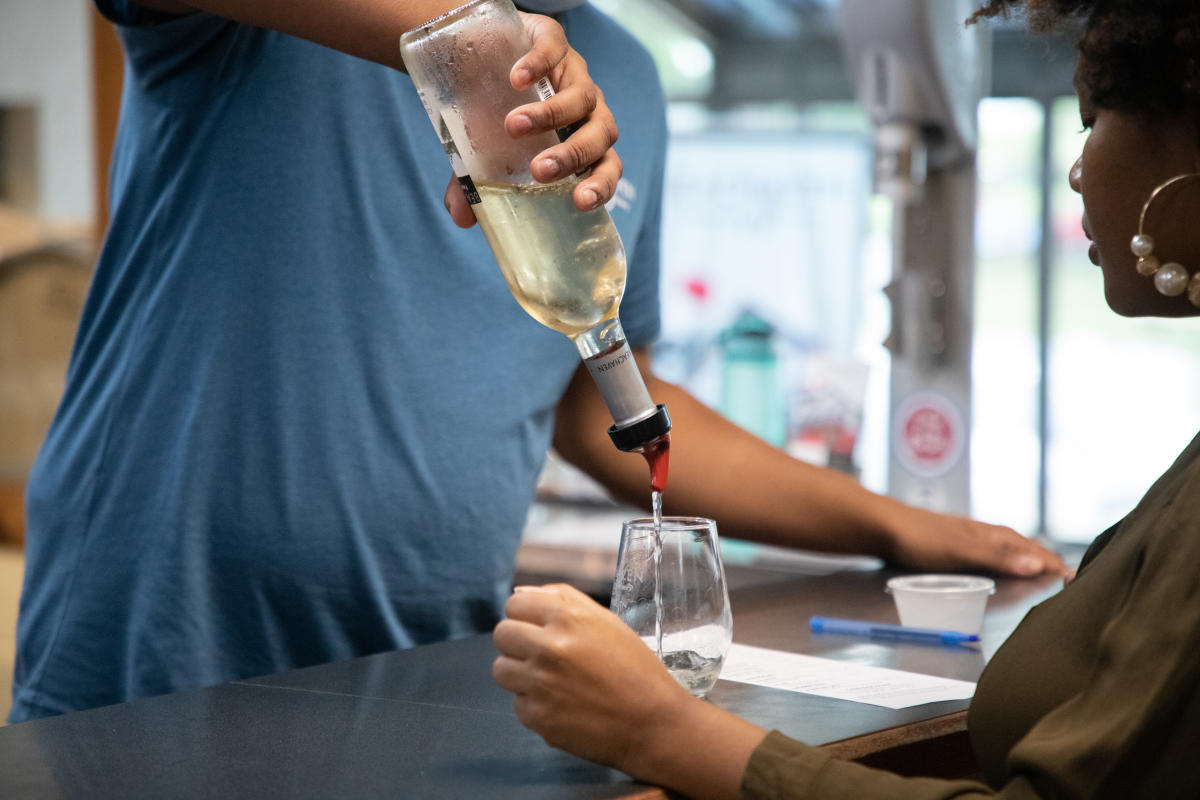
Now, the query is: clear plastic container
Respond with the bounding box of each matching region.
[885,574,995,635]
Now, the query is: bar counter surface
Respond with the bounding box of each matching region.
[0,556,1070,799]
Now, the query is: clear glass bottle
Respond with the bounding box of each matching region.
[400,0,669,453]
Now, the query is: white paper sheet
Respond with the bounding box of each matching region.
[719,643,977,709]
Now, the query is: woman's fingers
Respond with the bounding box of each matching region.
[492,590,581,695]
[493,616,546,660]
[492,653,537,694]
[505,582,594,624]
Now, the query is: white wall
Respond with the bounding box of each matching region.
[0,0,94,224]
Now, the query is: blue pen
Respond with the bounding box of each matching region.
[809,616,980,645]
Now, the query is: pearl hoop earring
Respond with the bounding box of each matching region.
[1129,172,1200,308]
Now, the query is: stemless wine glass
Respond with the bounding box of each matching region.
[610,516,733,698]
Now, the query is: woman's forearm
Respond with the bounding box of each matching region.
[625,698,768,800]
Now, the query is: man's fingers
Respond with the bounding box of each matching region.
[507,78,600,139]
[524,113,621,210]
[509,16,621,213]
[443,176,477,228]
[972,525,1067,577]
[1004,540,1067,577]
[573,147,621,211]
[514,14,568,89]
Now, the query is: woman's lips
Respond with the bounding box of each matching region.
[1080,216,1098,265]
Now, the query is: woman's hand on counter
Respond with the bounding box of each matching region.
[492,583,766,800]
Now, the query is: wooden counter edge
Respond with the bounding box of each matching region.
[820,709,967,761]
[827,710,981,781]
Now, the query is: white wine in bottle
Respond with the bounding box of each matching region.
[401,0,669,462]
[473,178,626,337]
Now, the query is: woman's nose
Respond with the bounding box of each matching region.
[1068,156,1082,194]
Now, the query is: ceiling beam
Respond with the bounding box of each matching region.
[702,27,1077,109]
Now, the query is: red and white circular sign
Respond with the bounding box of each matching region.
[892,392,965,478]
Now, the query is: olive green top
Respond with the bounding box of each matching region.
[743,431,1200,798]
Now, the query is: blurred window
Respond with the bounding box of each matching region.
[580,7,1200,545]
[971,98,1042,535]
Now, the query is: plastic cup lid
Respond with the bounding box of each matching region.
[885,574,996,596]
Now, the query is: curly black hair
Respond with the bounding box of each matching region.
[969,0,1200,116]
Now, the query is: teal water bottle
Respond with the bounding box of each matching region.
[719,310,786,447]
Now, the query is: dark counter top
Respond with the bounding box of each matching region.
[0,560,1072,799]
[1,634,651,799]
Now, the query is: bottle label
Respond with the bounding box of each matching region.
[583,339,655,429]
[585,340,634,378]
[438,112,481,205]
[457,175,481,205]
[413,90,483,205]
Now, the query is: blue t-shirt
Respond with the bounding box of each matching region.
[11,2,665,721]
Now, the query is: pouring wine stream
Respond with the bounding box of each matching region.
[642,436,670,659]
